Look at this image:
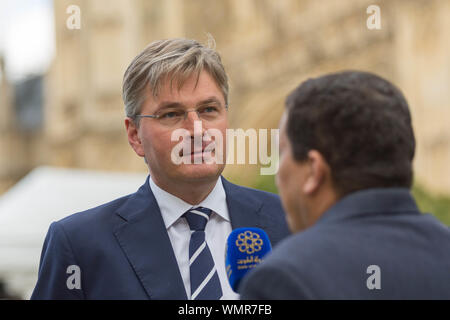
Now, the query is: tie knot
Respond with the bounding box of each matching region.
[183,207,212,231]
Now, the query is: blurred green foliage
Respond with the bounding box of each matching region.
[253,174,450,226]
[412,184,450,226]
[253,174,279,195]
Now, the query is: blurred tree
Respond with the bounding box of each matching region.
[252,175,450,226]
[412,184,450,226]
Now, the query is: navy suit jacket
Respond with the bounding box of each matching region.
[240,188,450,299]
[31,176,289,299]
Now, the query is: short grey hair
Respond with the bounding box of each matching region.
[122,37,229,121]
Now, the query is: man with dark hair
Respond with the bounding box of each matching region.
[240,71,450,299]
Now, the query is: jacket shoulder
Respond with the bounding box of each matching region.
[56,193,132,230]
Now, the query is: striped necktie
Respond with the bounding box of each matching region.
[183,207,223,300]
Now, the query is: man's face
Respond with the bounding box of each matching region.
[129,70,228,186]
[276,113,310,232]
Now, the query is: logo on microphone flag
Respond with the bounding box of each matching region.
[236,230,264,254]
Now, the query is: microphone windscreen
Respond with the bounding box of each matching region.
[225,227,272,292]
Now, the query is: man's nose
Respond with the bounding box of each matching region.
[183,110,205,137]
[185,109,201,123]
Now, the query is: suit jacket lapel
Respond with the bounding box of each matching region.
[113,176,187,300]
[221,176,264,230]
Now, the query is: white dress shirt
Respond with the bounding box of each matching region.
[149,177,240,300]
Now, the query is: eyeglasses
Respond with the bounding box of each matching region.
[135,103,228,127]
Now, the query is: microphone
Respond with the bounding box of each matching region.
[225,227,272,292]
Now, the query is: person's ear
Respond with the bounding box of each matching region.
[125,117,145,157]
[302,150,330,195]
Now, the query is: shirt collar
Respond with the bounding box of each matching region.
[149,176,230,229]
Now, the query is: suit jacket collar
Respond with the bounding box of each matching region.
[317,188,420,226]
[150,175,230,229]
[113,175,265,299]
[221,176,264,229]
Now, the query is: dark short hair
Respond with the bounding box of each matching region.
[285,71,416,197]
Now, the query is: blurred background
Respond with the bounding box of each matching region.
[0,0,449,299]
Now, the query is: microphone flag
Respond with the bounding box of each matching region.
[225,227,272,292]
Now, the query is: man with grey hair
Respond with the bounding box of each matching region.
[31,38,289,300]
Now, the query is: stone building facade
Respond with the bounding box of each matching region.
[1,0,449,195]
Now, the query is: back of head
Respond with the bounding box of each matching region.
[122,37,229,123]
[285,71,416,197]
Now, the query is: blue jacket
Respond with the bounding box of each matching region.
[30,176,289,299]
[240,188,450,299]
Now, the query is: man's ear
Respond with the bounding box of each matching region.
[302,150,330,195]
[125,117,145,157]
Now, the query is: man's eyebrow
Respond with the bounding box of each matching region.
[196,97,223,106]
[155,97,223,112]
[155,101,183,112]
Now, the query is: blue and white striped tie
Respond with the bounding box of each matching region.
[183,207,223,300]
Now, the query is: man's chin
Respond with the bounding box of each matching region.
[175,162,225,182]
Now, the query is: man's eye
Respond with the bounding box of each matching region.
[160,111,183,119]
[200,106,219,113]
